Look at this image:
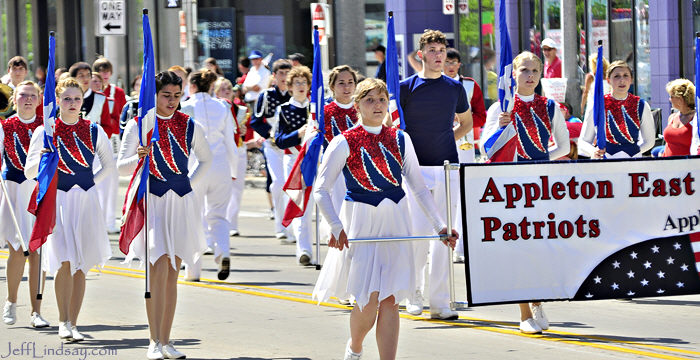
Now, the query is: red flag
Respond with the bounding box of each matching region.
[282,142,314,227]
[118,157,146,255]
[27,170,58,251]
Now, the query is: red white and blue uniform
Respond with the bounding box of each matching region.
[117,111,211,269]
[312,124,446,309]
[323,100,358,149]
[580,93,655,158]
[481,94,570,162]
[24,118,114,275]
[252,87,291,237]
[0,115,41,250]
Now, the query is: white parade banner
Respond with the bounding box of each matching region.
[540,77,567,103]
[461,157,700,306]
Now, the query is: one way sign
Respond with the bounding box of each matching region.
[97,0,126,36]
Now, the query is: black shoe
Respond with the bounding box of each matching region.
[217,257,230,280]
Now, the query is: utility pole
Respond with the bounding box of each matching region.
[561,0,581,116]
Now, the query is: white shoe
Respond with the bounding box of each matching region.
[519,318,542,334]
[229,230,240,237]
[58,321,73,339]
[405,290,423,315]
[107,225,121,234]
[531,304,549,330]
[30,312,50,328]
[147,340,164,360]
[338,298,352,306]
[344,339,362,360]
[299,251,312,266]
[430,308,459,320]
[161,341,186,359]
[453,253,465,263]
[275,232,287,239]
[203,247,214,255]
[2,301,16,325]
[70,326,85,341]
[269,208,275,220]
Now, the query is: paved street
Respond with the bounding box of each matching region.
[1,178,699,360]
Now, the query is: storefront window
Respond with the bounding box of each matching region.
[528,0,543,56]
[588,0,610,59]
[635,0,650,101]
[365,0,386,78]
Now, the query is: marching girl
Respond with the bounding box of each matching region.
[214,77,258,237]
[274,65,314,265]
[1,81,49,328]
[312,78,456,360]
[480,51,569,334]
[24,77,114,341]
[579,60,655,159]
[117,71,211,359]
[180,69,238,281]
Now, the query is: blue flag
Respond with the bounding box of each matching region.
[497,1,515,113]
[593,43,606,155]
[299,27,325,187]
[35,34,59,204]
[137,10,158,202]
[386,12,405,129]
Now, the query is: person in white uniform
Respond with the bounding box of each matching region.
[480,51,569,334]
[1,81,49,328]
[117,71,211,360]
[25,77,114,342]
[312,79,456,360]
[180,69,238,281]
[579,60,655,159]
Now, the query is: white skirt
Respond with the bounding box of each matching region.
[0,179,35,251]
[313,196,416,310]
[45,185,112,275]
[125,189,207,270]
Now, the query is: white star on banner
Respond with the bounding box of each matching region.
[651,245,660,253]
[657,271,665,279]
[673,242,681,250]
[593,276,602,284]
[630,251,638,259]
[626,270,635,278]
[666,256,675,265]
[612,261,621,269]
[680,264,689,271]
[643,261,652,269]
[640,279,649,286]
[676,282,685,288]
[611,283,619,290]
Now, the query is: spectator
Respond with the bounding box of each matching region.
[541,38,562,78]
[236,57,250,85]
[3,56,28,89]
[653,79,695,157]
[288,52,305,67]
[93,58,128,138]
[204,57,224,77]
[373,44,386,81]
[242,50,271,106]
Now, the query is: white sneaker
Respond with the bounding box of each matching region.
[453,253,465,263]
[299,251,312,266]
[161,341,186,359]
[275,232,287,239]
[405,290,423,315]
[147,340,164,360]
[430,308,459,320]
[2,301,16,325]
[229,230,240,237]
[344,339,362,360]
[107,225,121,234]
[30,312,50,328]
[338,298,352,306]
[70,326,85,341]
[269,208,275,220]
[58,321,73,339]
[531,304,549,330]
[203,247,214,255]
[519,318,542,334]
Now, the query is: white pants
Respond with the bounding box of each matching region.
[283,152,314,259]
[226,147,248,231]
[407,165,459,310]
[263,141,288,235]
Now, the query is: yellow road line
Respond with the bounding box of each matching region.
[2,252,697,359]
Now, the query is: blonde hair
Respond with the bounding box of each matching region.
[606,60,633,79]
[512,51,543,72]
[588,54,610,79]
[328,65,358,89]
[666,78,695,110]
[11,80,41,108]
[56,77,83,97]
[285,65,312,88]
[214,77,233,98]
[353,78,389,104]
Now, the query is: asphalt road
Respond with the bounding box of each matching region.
[0,178,699,360]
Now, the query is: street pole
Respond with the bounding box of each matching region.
[184,0,198,69]
[561,0,582,116]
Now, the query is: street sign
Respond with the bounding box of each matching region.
[443,0,469,15]
[310,3,331,45]
[97,0,126,36]
[166,0,182,8]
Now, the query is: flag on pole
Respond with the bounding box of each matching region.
[119,9,159,255]
[695,33,700,155]
[27,32,59,251]
[281,26,325,227]
[593,40,607,157]
[386,11,405,129]
[483,0,517,162]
